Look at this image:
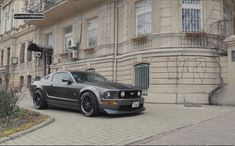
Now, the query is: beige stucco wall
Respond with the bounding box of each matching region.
[215,35,235,105]
[115,50,227,104]
[0,0,233,104]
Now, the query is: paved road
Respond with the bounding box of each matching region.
[1,92,235,145]
[140,109,235,145]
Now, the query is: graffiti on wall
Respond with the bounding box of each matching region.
[166,56,218,84]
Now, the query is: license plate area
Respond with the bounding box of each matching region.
[132,101,139,108]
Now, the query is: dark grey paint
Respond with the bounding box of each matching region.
[30,71,145,115]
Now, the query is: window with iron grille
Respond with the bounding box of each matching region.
[47,33,54,47]
[135,0,152,36]
[87,17,98,48]
[182,0,202,32]
[20,43,25,63]
[64,25,73,50]
[223,1,234,37]
[134,64,150,95]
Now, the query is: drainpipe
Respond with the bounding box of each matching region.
[113,0,118,82]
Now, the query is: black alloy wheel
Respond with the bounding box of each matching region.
[80,92,99,117]
[33,90,48,109]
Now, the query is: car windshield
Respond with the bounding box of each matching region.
[71,72,108,82]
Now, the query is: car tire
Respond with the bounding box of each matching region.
[80,92,99,117]
[33,90,48,109]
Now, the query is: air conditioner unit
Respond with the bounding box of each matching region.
[35,52,42,58]
[69,50,78,59]
[66,38,74,50]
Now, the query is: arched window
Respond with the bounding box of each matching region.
[134,63,149,95]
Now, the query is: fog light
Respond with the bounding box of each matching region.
[120,91,125,97]
[104,91,111,99]
[102,100,117,105]
[137,91,141,97]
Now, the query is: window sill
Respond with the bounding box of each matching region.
[132,35,148,43]
[184,32,206,37]
[84,47,95,52]
[59,52,69,56]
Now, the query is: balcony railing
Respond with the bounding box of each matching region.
[52,32,226,66]
[26,0,63,13]
[118,33,225,55]
[211,19,235,38]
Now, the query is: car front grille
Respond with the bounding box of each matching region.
[119,91,140,99]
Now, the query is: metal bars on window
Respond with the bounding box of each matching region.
[134,64,150,95]
[223,1,234,37]
[182,0,202,33]
[64,25,73,50]
[87,18,98,48]
[135,0,152,36]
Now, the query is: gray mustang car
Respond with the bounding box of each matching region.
[30,71,145,117]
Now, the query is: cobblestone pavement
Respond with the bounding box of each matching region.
[142,109,235,145]
[1,92,235,145]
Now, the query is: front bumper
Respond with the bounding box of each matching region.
[99,97,145,115]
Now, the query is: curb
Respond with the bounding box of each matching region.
[128,109,235,145]
[0,112,55,144]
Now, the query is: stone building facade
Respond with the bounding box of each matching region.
[0,0,234,104]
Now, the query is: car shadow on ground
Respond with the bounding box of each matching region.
[45,105,145,118]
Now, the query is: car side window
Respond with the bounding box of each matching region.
[52,73,72,82]
[43,75,50,80]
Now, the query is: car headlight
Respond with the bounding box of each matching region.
[104,91,111,99]
[137,91,141,97]
[120,91,125,97]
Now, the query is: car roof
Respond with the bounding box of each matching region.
[52,71,92,74]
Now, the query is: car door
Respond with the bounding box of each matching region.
[49,72,75,100]
[42,74,53,96]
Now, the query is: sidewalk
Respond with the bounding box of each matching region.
[139,109,235,145]
[1,92,235,145]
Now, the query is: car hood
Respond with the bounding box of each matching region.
[82,81,137,90]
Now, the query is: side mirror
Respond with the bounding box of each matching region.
[62,79,73,85]
[75,78,82,82]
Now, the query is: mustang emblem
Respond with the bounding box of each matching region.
[130,92,134,95]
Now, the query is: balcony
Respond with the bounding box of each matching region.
[118,33,225,55]
[26,0,64,13]
[211,19,235,38]
[26,0,103,26]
